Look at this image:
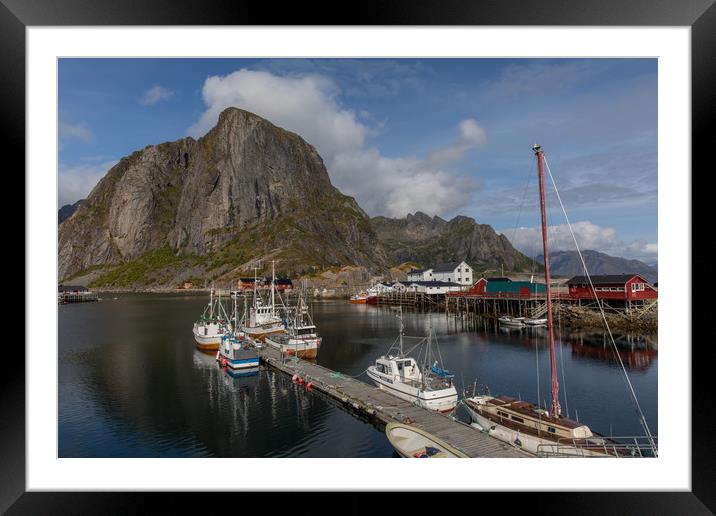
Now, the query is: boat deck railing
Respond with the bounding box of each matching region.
[536,435,658,457]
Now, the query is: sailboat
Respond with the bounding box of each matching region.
[216,290,260,370]
[265,289,321,359]
[192,287,231,352]
[366,307,458,413]
[241,262,286,339]
[462,144,654,457]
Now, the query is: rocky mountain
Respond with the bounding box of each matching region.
[539,250,658,282]
[371,212,537,274]
[59,108,387,287]
[58,199,83,224]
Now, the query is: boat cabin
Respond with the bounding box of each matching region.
[374,356,422,384]
[469,395,595,440]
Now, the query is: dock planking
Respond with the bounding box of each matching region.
[257,345,531,458]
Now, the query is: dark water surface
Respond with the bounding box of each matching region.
[58,293,657,457]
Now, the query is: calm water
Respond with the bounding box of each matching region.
[58,293,657,457]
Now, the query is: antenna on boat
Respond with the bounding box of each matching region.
[534,143,562,419]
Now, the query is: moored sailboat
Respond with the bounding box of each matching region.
[463,144,657,457]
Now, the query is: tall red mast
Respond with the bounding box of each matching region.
[534,144,561,418]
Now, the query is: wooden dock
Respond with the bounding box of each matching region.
[257,345,531,458]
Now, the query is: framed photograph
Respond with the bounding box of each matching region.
[7,0,710,512]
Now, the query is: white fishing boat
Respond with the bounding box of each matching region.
[241,262,286,339]
[265,290,321,359]
[192,288,231,352]
[216,291,260,370]
[385,422,469,458]
[366,308,458,413]
[463,144,657,458]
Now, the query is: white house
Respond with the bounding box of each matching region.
[430,261,473,286]
[407,268,433,282]
[408,281,462,295]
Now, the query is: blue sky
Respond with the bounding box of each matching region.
[59,58,657,263]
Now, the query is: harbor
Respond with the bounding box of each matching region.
[58,292,657,458]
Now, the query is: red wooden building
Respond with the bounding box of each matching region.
[566,274,657,301]
[447,277,487,296]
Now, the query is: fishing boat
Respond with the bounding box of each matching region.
[241,262,286,339]
[265,290,321,359]
[192,288,231,352]
[385,422,469,458]
[350,291,378,304]
[216,332,260,370]
[216,291,260,370]
[463,144,657,458]
[367,308,458,413]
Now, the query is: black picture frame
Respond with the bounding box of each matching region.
[5,0,709,513]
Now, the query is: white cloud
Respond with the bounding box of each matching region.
[58,159,117,207]
[59,121,93,142]
[503,221,657,263]
[188,69,483,217]
[140,85,174,106]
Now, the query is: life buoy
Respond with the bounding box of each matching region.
[306,381,313,389]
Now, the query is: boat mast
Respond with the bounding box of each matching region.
[534,143,561,418]
[271,260,276,315]
[398,306,404,357]
[209,285,214,319]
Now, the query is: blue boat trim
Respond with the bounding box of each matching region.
[230,358,260,364]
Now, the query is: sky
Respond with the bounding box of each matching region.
[58,58,658,264]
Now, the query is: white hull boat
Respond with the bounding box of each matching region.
[498,316,524,327]
[367,308,458,413]
[385,422,469,458]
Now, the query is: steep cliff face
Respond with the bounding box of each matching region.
[58,108,386,285]
[371,211,536,273]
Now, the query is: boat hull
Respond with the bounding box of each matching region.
[264,336,320,359]
[366,368,458,412]
[385,422,469,458]
[462,401,616,457]
[193,332,222,351]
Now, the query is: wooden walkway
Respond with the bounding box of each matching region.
[257,345,530,458]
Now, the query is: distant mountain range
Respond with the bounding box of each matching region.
[371,212,535,274]
[539,250,658,283]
